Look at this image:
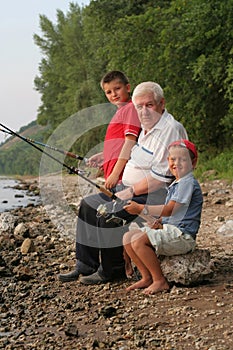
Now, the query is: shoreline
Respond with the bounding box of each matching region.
[0,176,233,348]
[0,176,41,213]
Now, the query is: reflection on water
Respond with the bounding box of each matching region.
[0,177,41,212]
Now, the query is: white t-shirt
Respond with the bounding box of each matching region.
[122,110,188,186]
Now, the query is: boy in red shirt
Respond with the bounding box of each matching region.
[87,70,141,189]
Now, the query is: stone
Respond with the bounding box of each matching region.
[14,194,24,198]
[0,212,17,233]
[159,248,214,285]
[12,266,33,281]
[64,324,79,337]
[14,222,29,237]
[225,199,233,207]
[21,238,35,254]
[214,216,225,222]
[216,220,233,237]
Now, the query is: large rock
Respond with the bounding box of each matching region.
[159,249,214,286]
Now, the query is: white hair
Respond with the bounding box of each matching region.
[132,81,164,104]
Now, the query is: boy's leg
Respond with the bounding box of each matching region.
[124,229,169,293]
[123,230,153,290]
[140,224,196,294]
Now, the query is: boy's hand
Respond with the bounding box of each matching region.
[87,152,104,168]
[148,219,163,230]
[105,173,119,189]
[123,200,143,215]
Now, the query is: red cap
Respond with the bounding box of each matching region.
[168,139,198,160]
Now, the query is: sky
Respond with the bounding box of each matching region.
[0,0,90,144]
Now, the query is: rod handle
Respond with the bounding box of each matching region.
[98,185,117,199]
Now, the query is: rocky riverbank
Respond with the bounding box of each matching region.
[0,176,41,212]
[0,174,233,349]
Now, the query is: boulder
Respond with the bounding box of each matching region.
[159,248,214,286]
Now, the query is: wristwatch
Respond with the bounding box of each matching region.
[142,204,149,215]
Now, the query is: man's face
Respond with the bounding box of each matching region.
[134,93,164,130]
[103,79,130,107]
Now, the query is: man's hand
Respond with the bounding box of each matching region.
[116,187,135,201]
[123,200,143,215]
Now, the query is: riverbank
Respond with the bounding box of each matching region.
[0,176,41,213]
[0,174,233,349]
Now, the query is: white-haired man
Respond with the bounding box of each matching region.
[59,81,188,285]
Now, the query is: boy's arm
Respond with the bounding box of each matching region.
[105,135,137,189]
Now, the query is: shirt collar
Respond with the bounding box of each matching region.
[168,171,194,188]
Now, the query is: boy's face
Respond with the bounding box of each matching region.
[168,146,193,180]
[103,79,130,107]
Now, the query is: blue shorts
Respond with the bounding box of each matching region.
[143,224,196,256]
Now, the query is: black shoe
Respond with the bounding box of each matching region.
[59,269,80,282]
[79,271,109,285]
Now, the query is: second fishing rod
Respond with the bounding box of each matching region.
[0,123,122,204]
[0,127,88,162]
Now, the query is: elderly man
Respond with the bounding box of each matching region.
[59,81,188,284]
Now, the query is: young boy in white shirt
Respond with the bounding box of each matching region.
[123,139,203,294]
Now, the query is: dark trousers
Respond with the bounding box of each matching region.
[76,187,167,279]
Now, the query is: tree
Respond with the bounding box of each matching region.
[156,0,233,151]
[34,3,89,128]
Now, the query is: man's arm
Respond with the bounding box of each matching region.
[124,199,182,217]
[116,174,165,200]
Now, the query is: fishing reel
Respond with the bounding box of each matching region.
[68,166,90,177]
[96,200,127,226]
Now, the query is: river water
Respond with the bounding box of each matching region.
[0,177,41,213]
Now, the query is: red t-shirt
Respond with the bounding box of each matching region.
[103,101,141,180]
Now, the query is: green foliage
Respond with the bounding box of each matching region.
[34,3,92,128]
[158,0,233,151]
[0,124,52,176]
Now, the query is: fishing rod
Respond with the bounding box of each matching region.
[0,123,121,203]
[0,127,88,162]
[0,124,155,226]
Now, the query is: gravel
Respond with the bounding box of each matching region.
[0,174,233,349]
